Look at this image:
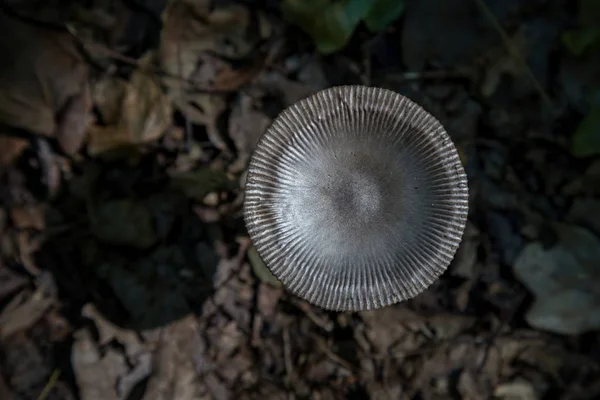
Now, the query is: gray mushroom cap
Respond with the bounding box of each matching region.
[243,86,469,311]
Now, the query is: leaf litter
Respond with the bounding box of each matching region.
[1,0,600,399]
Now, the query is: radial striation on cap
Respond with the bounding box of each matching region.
[243,86,469,311]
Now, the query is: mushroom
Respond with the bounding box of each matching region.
[243,86,468,311]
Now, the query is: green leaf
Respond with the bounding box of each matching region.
[248,246,281,287]
[562,0,600,56]
[571,105,600,157]
[282,0,372,54]
[572,92,600,157]
[562,27,600,56]
[364,0,405,32]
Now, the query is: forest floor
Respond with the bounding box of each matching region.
[0,0,599,399]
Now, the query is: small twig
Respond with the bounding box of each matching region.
[472,0,554,110]
[283,325,294,379]
[290,299,334,332]
[174,15,193,152]
[309,333,355,373]
[476,292,526,372]
[37,369,61,400]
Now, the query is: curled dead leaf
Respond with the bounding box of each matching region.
[0,12,91,162]
[88,68,172,155]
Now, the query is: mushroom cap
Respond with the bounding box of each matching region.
[243,86,468,311]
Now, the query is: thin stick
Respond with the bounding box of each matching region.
[37,369,61,400]
[472,0,554,110]
[283,325,294,379]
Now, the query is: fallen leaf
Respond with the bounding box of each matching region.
[0,136,28,167]
[450,221,480,279]
[160,0,257,83]
[169,167,236,200]
[158,0,264,153]
[561,0,600,56]
[282,0,371,54]
[494,380,538,400]
[458,369,489,400]
[480,30,529,98]
[258,71,317,106]
[172,93,228,152]
[71,328,129,400]
[88,67,172,156]
[257,283,283,318]
[10,205,45,230]
[248,245,281,287]
[571,92,600,158]
[359,306,426,355]
[364,0,406,33]
[143,315,206,400]
[0,273,55,339]
[513,223,600,334]
[228,94,272,173]
[55,78,94,155]
[0,12,90,159]
[81,304,152,397]
[17,231,42,276]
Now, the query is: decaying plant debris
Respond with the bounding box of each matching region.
[0,0,599,399]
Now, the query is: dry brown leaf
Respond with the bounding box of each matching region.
[480,30,529,97]
[494,380,538,400]
[143,315,206,400]
[360,306,437,355]
[81,304,152,396]
[425,313,476,340]
[0,136,29,167]
[159,0,269,152]
[71,329,129,400]
[211,53,269,92]
[172,93,228,151]
[458,369,491,400]
[451,221,480,279]
[228,94,271,173]
[10,205,45,230]
[17,231,42,276]
[0,284,54,339]
[56,82,94,155]
[0,12,91,161]
[88,68,172,155]
[257,283,283,318]
[159,0,257,86]
[258,71,317,106]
